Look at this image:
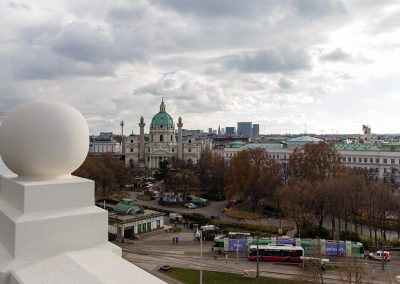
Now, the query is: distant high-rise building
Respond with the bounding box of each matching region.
[225,127,235,135]
[221,128,225,135]
[208,128,213,134]
[237,122,252,136]
[252,124,260,136]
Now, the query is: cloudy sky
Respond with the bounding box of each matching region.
[1,0,400,135]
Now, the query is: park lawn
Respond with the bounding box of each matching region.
[161,267,307,284]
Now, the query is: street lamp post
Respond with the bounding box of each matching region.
[236,239,239,264]
[256,236,259,278]
[200,230,203,284]
[382,230,385,271]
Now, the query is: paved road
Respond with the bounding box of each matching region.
[120,229,400,284]
[128,191,295,234]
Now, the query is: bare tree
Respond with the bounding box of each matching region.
[224,148,282,211]
[338,257,367,284]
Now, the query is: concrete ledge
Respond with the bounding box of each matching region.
[8,247,165,284]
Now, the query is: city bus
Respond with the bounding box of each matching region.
[213,235,364,258]
[248,245,304,262]
[248,237,365,258]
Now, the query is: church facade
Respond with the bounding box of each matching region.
[124,100,202,169]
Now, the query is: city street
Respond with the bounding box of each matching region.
[120,226,400,284]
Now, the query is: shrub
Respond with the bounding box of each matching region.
[298,223,330,239]
[210,219,291,236]
[340,231,361,242]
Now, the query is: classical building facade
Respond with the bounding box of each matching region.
[124,100,202,169]
[222,135,400,180]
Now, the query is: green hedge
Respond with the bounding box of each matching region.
[209,219,291,236]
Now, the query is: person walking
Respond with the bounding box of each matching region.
[172,237,175,245]
[175,236,179,244]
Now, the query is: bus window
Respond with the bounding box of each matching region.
[294,250,303,257]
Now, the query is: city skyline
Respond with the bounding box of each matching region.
[1,1,400,135]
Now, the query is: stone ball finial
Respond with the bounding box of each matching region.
[0,101,89,177]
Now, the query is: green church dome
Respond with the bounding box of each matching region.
[150,99,175,130]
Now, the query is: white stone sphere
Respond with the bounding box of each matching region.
[0,101,89,177]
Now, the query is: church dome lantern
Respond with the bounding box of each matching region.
[150,99,175,130]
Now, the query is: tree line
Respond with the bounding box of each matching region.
[223,142,400,244]
[73,143,400,244]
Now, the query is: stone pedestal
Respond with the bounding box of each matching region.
[0,174,124,283]
[0,175,110,259]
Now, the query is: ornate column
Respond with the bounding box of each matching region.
[177,117,183,160]
[139,116,145,169]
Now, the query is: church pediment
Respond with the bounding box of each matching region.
[151,149,171,155]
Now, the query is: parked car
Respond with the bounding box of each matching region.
[200,224,219,232]
[368,250,391,261]
[185,202,197,209]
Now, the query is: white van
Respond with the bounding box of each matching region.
[200,225,219,231]
[169,213,183,222]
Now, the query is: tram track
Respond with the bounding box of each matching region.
[121,245,393,283]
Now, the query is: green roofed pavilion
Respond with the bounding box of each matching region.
[114,199,144,215]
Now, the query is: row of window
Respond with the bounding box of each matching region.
[129,138,193,143]
[135,220,161,234]
[137,222,151,234]
[130,148,194,153]
[346,166,398,174]
[90,146,116,152]
[225,152,288,159]
[342,157,399,164]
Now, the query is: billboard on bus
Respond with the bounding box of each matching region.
[325,241,346,256]
[228,239,248,252]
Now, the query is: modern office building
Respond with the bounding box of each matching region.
[252,124,260,136]
[225,127,235,135]
[237,122,252,136]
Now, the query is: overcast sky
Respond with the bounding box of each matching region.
[1,0,400,135]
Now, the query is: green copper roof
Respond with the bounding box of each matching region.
[334,143,400,152]
[114,199,144,215]
[150,99,175,130]
[286,136,322,143]
[242,143,283,150]
[227,141,247,148]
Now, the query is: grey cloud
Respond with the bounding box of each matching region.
[107,3,147,22]
[221,47,312,73]
[9,49,115,80]
[151,0,270,18]
[278,77,295,89]
[320,48,351,62]
[291,0,346,19]
[133,76,224,113]
[153,0,346,20]
[7,1,29,11]
[320,48,371,64]
[370,9,400,34]
[51,22,116,63]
